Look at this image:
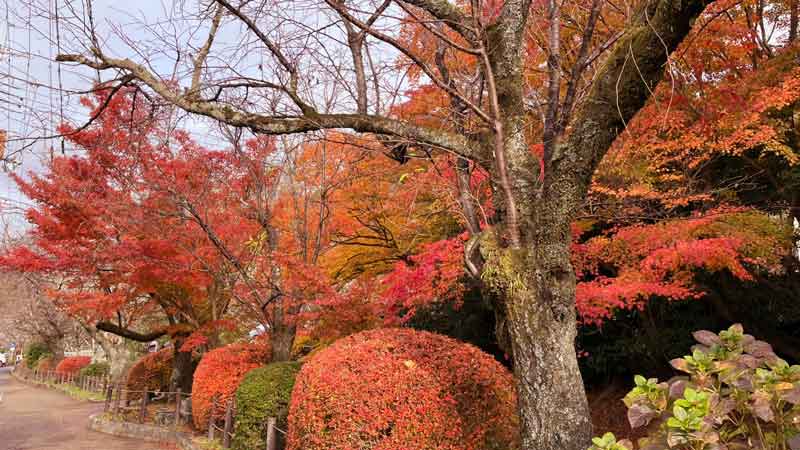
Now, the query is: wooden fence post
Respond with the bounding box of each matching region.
[174,388,182,428]
[113,383,121,415]
[208,396,217,440]
[265,417,277,450]
[139,390,149,423]
[222,400,234,448]
[104,384,113,411]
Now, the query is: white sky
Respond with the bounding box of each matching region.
[0,0,224,234]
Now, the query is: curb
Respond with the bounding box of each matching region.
[87,413,203,450]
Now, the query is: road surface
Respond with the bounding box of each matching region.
[0,366,169,450]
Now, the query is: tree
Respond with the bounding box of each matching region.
[53,1,716,447]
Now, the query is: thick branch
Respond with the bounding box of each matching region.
[548,0,712,215]
[55,53,484,160]
[399,0,478,42]
[96,321,167,342]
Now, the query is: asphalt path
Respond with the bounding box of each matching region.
[0,366,167,450]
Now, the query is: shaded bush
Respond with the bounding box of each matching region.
[191,342,270,430]
[36,356,58,372]
[55,356,91,375]
[25,342,52,369]
[578,271,800,385]
[287,328,519,450]
[232,362,302,450]
[79,361,110,378]
[407,286,507,365]
[125,348,173,401]
[591,325,800,450]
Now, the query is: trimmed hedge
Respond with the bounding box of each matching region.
[125,348,173,401]
[287,328,519,450]
[191,342,270,430]
[232,362,302,450]
[80,361,110,377]
[55,356,91,375]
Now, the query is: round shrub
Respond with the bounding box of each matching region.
[232,362,302,450]
[191,342,270,430]
[79,361,110,377]
[125,348,173,401]
[36,356,59,372]
[287,328,519,450]
[55,356,91,375]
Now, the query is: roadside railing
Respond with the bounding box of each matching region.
[15,365,110,396]
[14,364,285,450]
[205,395,285,450]
[104,384,192,428]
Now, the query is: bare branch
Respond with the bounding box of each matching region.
[55,53,484,160]
[188,4,225,97]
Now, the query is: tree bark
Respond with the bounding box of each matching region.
[171,335,195,393]
[270,312,296,362]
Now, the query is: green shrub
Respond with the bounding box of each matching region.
[79,362,110,377]
[25,342,52,369]
[591,324,800,450]
[232,362,302,450]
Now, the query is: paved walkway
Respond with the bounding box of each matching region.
[0,367,168,450]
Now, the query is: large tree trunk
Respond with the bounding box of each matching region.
[171,336,195,392]
[94,333,136,380]
[270,308,296,362]
[509,245,591,448]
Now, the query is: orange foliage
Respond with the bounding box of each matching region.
[572,209,790,324]
[55,356,91,375]
[125,348,172,401]
[288,328,519,450]
[191,342,270,430]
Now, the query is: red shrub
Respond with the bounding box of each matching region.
[125,348,173,401]
[55,356,91,375]
[191,342,270,430]
[287,328,519,450]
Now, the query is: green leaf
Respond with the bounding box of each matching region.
[673,405,689,421]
